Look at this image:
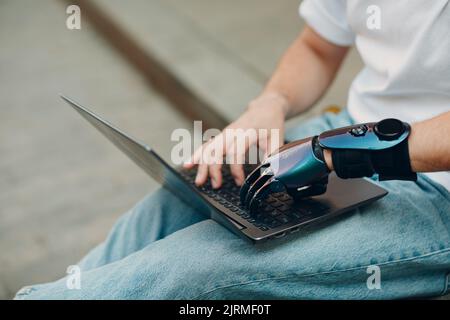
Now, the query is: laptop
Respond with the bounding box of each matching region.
[61,95,388,243]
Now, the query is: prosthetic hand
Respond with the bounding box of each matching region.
[240,118,417,213]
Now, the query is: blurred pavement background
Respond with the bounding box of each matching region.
[0,0,362,299]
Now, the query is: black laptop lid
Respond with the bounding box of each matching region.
[60,95,212,216]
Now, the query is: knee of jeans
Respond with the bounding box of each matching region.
[106,188,180,238]
[134,188,181,216]
[142,221,242,299]
[140,188,174,205]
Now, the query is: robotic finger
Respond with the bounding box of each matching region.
[240,119,416,215]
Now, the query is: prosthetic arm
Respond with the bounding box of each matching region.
[240,118,417,213]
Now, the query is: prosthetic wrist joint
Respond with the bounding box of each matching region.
[316,118,417,181]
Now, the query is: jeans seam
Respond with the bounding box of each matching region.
[195,247,450,299]
[440,272,450,296]
[14,286,37,299]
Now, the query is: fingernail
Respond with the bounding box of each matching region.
[211,177,217,188]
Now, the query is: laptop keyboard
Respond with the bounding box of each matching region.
[180,167,330,232]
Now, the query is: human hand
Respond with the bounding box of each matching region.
[183,92,289,189]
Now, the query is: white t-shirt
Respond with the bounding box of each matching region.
[300,0,450,191]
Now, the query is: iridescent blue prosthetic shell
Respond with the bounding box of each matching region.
[240,119,411,214]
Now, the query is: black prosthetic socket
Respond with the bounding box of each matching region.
[330,119,417,181]
[370,139,416,181]
[332,139,416,181]
[331,149,374,179]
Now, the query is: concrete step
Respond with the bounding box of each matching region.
[80,0,363,129]
[0,0,190,299]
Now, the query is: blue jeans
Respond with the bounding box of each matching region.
[16,111,450,299]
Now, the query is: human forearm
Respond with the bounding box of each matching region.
[408,111,450,172]
[324,112,450,173]
[262,27,349,119]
